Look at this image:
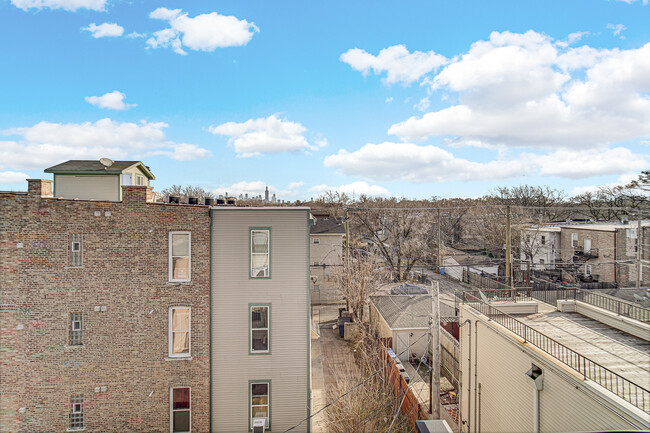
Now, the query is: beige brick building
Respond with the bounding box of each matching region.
[1,179,211,432]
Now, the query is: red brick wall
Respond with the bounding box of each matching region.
[0,185,210,432]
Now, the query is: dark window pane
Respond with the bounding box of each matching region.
[251,383,268,396]
[173,388,190,409]
[251,307,268,328]
[173,411,190,432]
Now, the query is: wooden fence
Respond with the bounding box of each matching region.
[379,343,429,430]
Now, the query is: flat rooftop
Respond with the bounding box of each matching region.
[517,302,650,396]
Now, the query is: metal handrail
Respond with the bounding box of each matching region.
[459,291,650,413]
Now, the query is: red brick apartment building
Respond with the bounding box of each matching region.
[1,176,210,432]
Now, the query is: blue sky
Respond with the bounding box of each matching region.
[0,0,648,200]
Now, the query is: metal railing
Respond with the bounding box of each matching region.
[522,288,650,323]
[459,292,650,413]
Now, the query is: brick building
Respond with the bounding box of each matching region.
[1,178,211,432]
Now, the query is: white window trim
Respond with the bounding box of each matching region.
[250,382,270,429]
[571,233,578,248]
[169,231,191,282]
[250,229,270,278]
[135,174,145,186]
[250,305,270,354]
[168,307,191,358]
[170,387,191,433]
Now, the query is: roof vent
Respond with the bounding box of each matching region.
[188,197,199,205]
[204,197,214,206]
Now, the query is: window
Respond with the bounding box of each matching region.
[250,305,270,354]
[250,229,270,278]
[122,173,132,185]
[571,233,578,248]
[69,234,82,267]
[541,235,546,245]
[250,382,270,429]
[585,264,592,276]
[169,232,191,282]
[135,174,145,186]
[169,307,190,357]
[69,395,83,430]
[312,238,320,245]
[539,259,545,265]
[69,312,82,346]
[170,387,190,433]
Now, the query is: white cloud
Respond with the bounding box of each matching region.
[340,45,447,85]
[615,0,648,5]
[414,97,430,111]
[287,181,304,190]
[11,0,107,11]
[0,171,29,184]
[0,118,210,170]
[556,31,589,48]
[83,23,124,38]
[385,97,394,103]
[570,174,642,196]
[147,7,258,55]
[212,181,297,198]
[324,142,528,182]
[209,114,320,157]
[85,91,136,111]
[533,147,648,179]
[126,32,146,39]
[309,181,391,197]
[387,32,650,150]
[607,23,627,39]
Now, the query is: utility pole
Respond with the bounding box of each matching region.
[345,208,350,311]
[430,281,441,419]
[505,205,512,289]
[437,209,442,273]
[637,217,643,290]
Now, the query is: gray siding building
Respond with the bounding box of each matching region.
[210,207,311,433]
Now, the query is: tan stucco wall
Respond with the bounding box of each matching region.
[54,174,120,201]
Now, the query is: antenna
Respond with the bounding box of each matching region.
[99,157,114,168]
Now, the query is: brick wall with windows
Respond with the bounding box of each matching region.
[0,184,210,432]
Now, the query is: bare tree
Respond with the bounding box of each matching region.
[336,251,388,322]
[161,185,214,198]
[350,197,433,281]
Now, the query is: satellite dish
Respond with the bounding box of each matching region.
[99,157,114,167]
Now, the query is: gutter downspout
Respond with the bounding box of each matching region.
[474,320,479,433]
[534,386,540,433]
[466,319,472,433]
[457,319,470,433]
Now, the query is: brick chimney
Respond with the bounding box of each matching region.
[27,179,53,197]
[122,185,154,203]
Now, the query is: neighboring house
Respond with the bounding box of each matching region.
[558,221,650,286]
[0,160,311,433]
[369,295,457,363]
[520,226,561,270]
[441,246,499,281]
[0,176,210,432]
[309,214,344,305]
[45,159,155,202]
[210,207,311,433]
[457,290,650,432]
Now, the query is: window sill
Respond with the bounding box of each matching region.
[165,356,193,361]
[64,345,84,349]
[166,281,192,286]
[66,428,85,432]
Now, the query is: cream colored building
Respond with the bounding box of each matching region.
[210,207,311,433]
[45,159,154,202]
[457,293,650,432]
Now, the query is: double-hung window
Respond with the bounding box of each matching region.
[170,387,190,433]
[250,229,270,278]
[69,395,83,430]
[169,232,191,282]
[135,174,145,186]
[250,305,270,354]
[571,233,578,248]
[250,382,270,429]
[69,234,82,267]
[169,307,190,357]
[69,312,82,346]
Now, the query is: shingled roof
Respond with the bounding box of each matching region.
[45,160,155,179]
[310,216,345,235]
[370,295,458,329]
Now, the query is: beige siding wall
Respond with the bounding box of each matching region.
[310,234,343,305]
[459,306,647,433]
[54,174,119,201]
[211,209,310,433]
[122,166,150,187]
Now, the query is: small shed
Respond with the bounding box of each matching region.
[369,295,457,363]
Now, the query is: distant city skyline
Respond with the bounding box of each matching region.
[0,0,648,199]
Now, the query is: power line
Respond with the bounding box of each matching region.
[281,331,430,433]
